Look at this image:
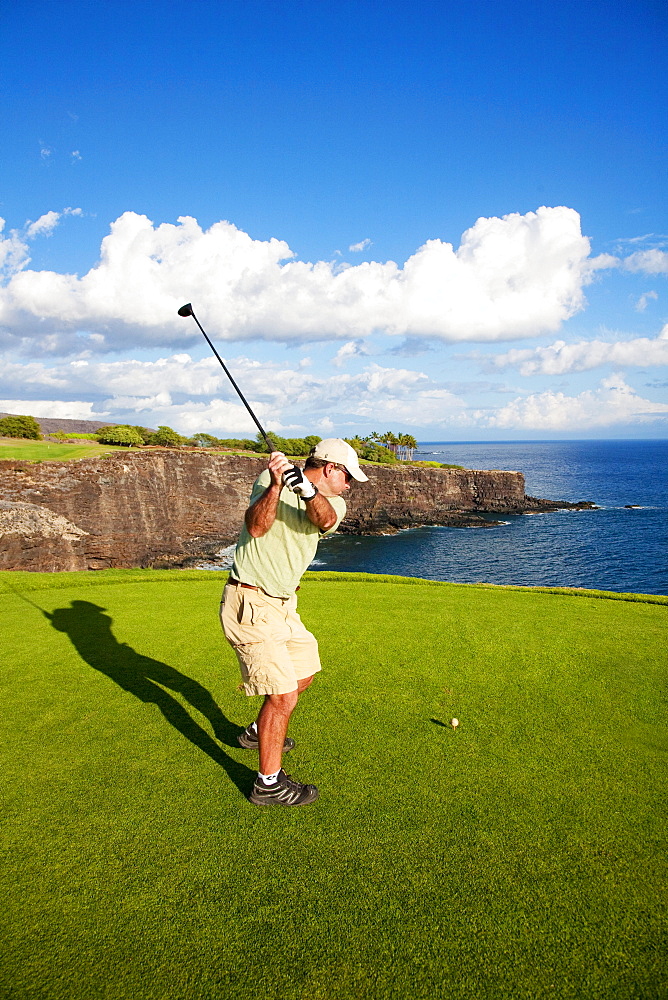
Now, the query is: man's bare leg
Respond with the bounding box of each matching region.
[256,675,314,774]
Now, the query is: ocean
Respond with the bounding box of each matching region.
[308,440,668,596]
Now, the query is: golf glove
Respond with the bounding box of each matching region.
[283,465,317,500]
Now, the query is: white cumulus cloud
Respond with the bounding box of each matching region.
[0,221,30,278]
[331,340,371,367]
[0,208,84,282]
[0,206,595,352]
[484,375,668,430]
[0,399,109,421]
[349,238,372,252]
[0,354,467,435]
[487,324,668,375]
[623,249,668,275]
[26,212,62,238]
[10,352,665,434]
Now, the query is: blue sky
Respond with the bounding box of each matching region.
[1,0,667,440]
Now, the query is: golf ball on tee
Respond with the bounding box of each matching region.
[451,718,459,729]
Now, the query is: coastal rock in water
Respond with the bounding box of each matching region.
[523,495,599,512]
[0,451,596,572]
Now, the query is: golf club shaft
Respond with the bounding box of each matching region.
[178,304,273,451]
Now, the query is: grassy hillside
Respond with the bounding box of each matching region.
[1,570,666,1000]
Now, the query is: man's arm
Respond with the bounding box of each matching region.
[303,492,338,532]
[244,452,292,538]
[246,452,340,536]
[281,463,339,532]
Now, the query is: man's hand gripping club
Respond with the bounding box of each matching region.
[282,464,317,499]
[249,452,335,535]
[267,452,314,496]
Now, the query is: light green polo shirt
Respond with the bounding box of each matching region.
[231,470,347,598]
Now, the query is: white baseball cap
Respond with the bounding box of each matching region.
[310,438,369,482]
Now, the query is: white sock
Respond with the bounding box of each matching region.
[258,770,280,785]
[248,721,258,735]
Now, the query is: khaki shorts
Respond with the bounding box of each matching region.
[220,582,321,696]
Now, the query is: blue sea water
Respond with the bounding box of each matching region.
[310,440,668,596]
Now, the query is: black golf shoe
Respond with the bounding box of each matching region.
[248,769,318,806]
[237,726,295,753]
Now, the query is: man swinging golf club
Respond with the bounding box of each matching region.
[176,307,369,805]
[220,439,368,805]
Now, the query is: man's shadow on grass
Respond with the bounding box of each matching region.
[45,600,253,794]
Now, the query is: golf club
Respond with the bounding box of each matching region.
[178,303,273,451]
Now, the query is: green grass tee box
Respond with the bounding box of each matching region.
[1,570,666,1000]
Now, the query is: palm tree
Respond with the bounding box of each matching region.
[379,431,399,453]
[397,433,417,461]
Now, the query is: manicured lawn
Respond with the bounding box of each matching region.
[0,438,127,461]
[1,570,666,999]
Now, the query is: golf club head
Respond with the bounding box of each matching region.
[176,301,272,449]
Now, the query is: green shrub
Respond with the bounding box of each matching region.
[146,425,185,447]
[185,434,261,451]
[0,414,42,440]
[361,442,397,464]
[127,425,154,444]
[96,425,144,447]
[213,437,256,450]
[346,437,397,464]
[253,432,321,456]
[284,437,318,456]
[190,433,220,448]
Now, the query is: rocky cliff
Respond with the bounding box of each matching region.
[0,450,594,572]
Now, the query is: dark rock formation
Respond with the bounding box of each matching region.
[0,450,597,572]
[342,465,525,533]
[523,495,598,513]
[0,500,89,571]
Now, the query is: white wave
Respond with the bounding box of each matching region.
[192,542,236,571]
